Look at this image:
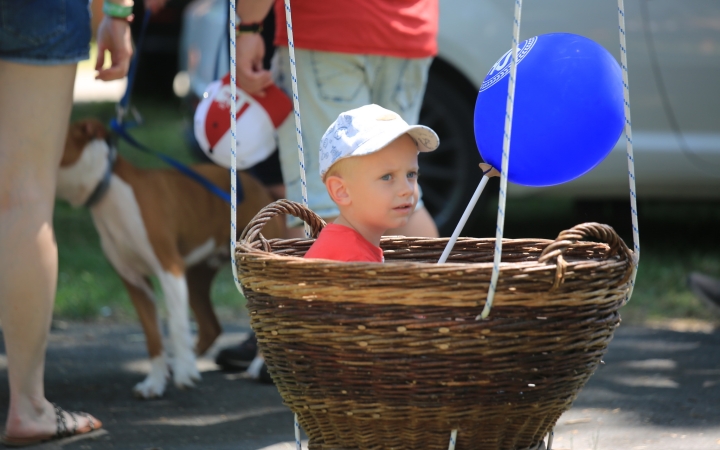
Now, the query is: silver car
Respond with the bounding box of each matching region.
[180,0,720,233]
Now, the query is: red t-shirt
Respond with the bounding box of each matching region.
[274,0,438,58]
[304,224,384,262]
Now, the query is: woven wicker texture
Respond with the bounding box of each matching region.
[237,200,633,450]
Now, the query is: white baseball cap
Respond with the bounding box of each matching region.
[319,104,440,179]
[194,73,292,170]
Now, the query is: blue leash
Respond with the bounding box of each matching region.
[109,119,232,203]
[112,10,239,205]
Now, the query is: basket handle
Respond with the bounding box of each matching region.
[538,222,633,290]
[239,199,327,247]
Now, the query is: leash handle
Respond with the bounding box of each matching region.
[110,9,237,206]
[118,10,151,121]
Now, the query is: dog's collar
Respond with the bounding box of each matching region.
[84,142,117,208]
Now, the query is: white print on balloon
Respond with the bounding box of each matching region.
[480,36,538,92]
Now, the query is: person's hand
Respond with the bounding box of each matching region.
[95,17,133,81]
[236,32,273,96]
[144,0,169,14]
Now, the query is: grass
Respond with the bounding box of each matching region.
[622,204,720,323]
[57,97,720,325]
[491,197,720,324]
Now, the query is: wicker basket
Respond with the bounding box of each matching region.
[236,200,634,450]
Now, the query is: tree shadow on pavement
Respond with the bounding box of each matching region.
[1,322,719,449]
[0,322,299,450]
[576,325,720,429]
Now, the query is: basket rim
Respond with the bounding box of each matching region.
[236,201,635,309]
[236,235,628,270]
[238,199,634,268]
[236,235,633,309]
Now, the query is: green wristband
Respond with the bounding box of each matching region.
[103,1,133,18]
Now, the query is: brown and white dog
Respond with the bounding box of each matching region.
[56,119,282,398]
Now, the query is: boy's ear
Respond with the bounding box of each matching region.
[325,175,351,206]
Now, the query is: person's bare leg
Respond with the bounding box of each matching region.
[0,60,98,439]
[285,206,439,239]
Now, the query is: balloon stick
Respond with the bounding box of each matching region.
[448,429,458,450]
[438,165,498,264]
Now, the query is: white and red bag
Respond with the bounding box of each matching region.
[194,73,292,169]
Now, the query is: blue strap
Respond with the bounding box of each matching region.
[110,119,237,204]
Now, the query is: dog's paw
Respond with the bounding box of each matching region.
[172,353,201,389]
[134,377,167,399]
[133,356,169,399]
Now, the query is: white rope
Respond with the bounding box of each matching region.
[618,0,640,300]
[230,2,637,448]
[284,0,311,238]
[294,413,302,450]
[229,0,243,295]
[478,0,523,320]
[284,1,307,445]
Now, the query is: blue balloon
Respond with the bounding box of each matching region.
[474,33,625,187]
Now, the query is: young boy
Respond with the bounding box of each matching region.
[304,104,440,262]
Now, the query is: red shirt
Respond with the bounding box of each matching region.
[304,224,384,262]
[274,0,438,58]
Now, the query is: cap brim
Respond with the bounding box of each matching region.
[351,124,440,159]
[405,125,440,152]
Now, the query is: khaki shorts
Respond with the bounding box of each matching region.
[273,47,432,227]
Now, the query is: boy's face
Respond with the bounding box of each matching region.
[338,134,420,233]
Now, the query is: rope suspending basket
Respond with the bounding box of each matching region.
[229,0,640,449]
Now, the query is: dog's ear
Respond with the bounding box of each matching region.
[83,120,96,137]
[80,119,108,140]
[61,119,107,167]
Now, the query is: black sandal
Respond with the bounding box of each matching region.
[1,403,103,448]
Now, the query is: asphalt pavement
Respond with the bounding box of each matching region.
[1,320,719,450]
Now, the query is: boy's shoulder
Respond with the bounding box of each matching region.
[304,224,383,263]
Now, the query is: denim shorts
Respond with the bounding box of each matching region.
[0,0,91,65]
[273,47,432,227]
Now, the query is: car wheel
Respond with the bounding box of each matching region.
[418,64,492,237]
